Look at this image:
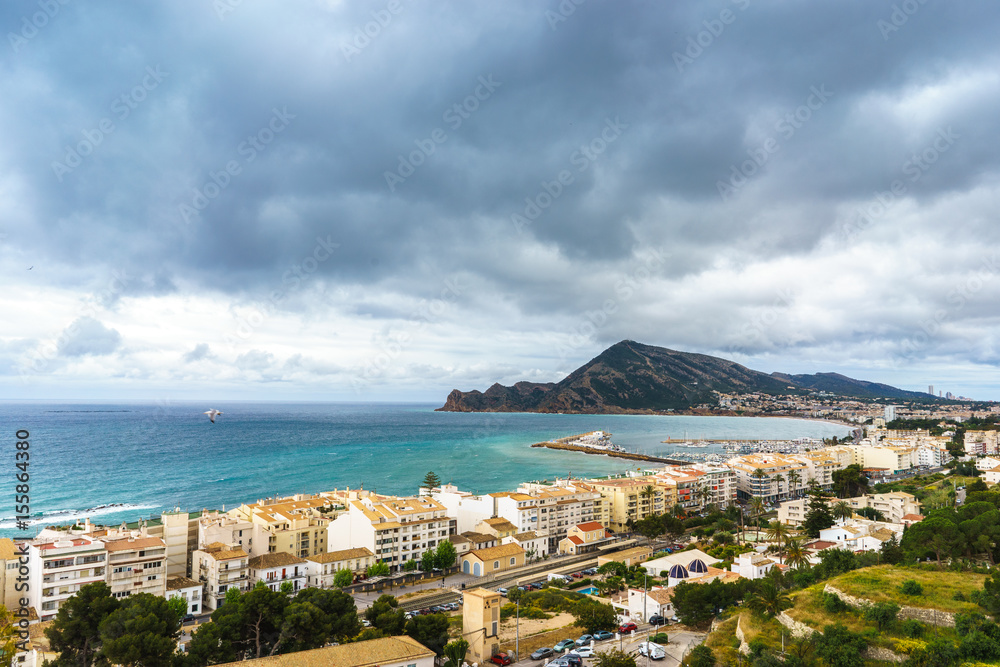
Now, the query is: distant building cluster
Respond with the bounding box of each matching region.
[0,421,971,662]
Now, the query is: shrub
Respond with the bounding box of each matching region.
[899,580,924,596]
[899,619,925,638]
[954,591,967,601]
[822,592,851,614]
[649,632,669,644]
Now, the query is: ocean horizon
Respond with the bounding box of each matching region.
[1,401,852,538]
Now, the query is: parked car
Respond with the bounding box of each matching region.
[638,642,665,661]
[531,648,555,661]
[497,587,508,596]
[571,572,583,579]
[571,647,595,658]
[593,631,614,641]
[555,639,577,652]
[490,653,512,666]
[550,655,582,667]
[575,634,593,647]
[648,614,666,626]
[181,614,196,624]
[619,622,637,634]
[582,568,598,575]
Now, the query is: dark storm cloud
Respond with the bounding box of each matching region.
[4,0,1000,397]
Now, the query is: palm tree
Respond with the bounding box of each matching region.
[766,520,791,563]
[745,581,792,617]
[751,468,770,503]
[773,473,786,501]
[641,484,656,515]
[784,538,810,570]
[832,501,853,523]
[750,497,766,542]
[787,469,803,499]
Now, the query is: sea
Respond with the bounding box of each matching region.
[0,401,852,537]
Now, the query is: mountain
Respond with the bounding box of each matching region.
[437,340,933,413]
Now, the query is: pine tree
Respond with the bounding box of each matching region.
[421,471,442,492]
[802,493,835,538]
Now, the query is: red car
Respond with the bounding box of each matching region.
[619,622,637,634]
[491,654,512,666]
[571,572,583,579]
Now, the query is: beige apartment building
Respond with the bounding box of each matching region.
[228,497,330,559]
[104,536,167,600]
[587,477,668,532]
[192,542,250,610]
[463,588,503,665]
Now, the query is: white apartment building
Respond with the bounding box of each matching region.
[501,531,549,560]
[433,485,495,534]
[192,543,250,610]
[777,492,920,526]
[166,576,203,615]
[514,481,602,551]
[27,536,108,621]
[966,431,1000,456]
[729,454,811,502]
[104,536,167,600]
[199,511,266,556]
[304,547,375,589]
[248,552,308,593]
[328,496,453,571]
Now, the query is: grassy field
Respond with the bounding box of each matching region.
[831,565,986,613]
[497,622,583,657]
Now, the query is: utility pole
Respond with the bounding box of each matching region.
[515,598,520,661]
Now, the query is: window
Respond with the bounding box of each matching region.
[510,557,516,565]
[494,560,500,570]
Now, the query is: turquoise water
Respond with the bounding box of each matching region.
[578,586,599,595]
[0,401,850,537]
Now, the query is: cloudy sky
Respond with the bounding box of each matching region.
[2,0,999,402]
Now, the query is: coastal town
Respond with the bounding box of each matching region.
[6,413,1000,665]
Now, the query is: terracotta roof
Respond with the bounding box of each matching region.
[806,540,838,550]
[167,576,201,590]
[901,514,924,521]
[567,536,584,545]
[213,634,435,667]
[512,531,538,541]
[203,546,248,561]
[466,543,525,562]
[647,588,674,604]
[462,531,496,545]
[249,552,307,569]
[575,521,604,532]
[104,537,165,551]
[307,547,374,564]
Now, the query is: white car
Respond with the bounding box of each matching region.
[637,642,665,661]
[570,647,595,658]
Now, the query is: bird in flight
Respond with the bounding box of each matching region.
[27,266,32,270]
[204,409,223,423]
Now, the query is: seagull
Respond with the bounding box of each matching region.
[204,409,223,423]
[27,266,32,270]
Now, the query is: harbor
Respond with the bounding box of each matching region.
[530,431,691,465]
